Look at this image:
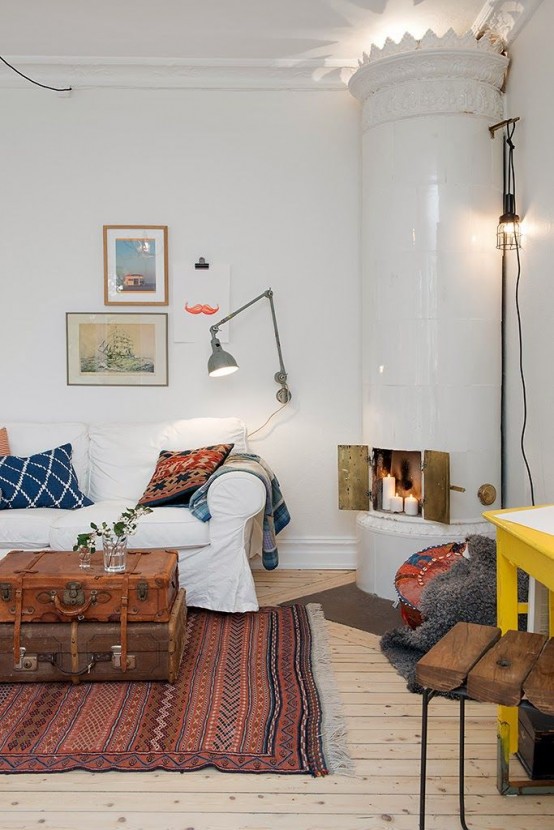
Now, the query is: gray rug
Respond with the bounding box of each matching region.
[281,582,402,635]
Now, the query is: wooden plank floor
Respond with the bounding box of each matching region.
[0,568,552,829]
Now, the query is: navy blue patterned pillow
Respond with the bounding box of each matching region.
[0,443,93,510]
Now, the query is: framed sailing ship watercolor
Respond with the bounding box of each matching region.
[103,226,168,306]
[66,313,168,386]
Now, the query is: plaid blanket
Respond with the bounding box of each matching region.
[189,453,290,570]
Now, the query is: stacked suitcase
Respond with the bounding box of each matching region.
[0,548,186,683]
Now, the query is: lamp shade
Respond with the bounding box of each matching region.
[208,344,239,377]
[496,191,521,251]
[496,213,521,251]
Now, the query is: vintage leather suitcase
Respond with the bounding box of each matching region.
[0,548,179,623]
[0,588,187,684]
[0,548,179,666]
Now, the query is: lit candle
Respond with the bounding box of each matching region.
[390,494,404,513]
[382,475,395,511]
[404,494,419,516]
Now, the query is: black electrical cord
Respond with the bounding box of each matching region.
[506,123,535,506]
[0,55,71,92]
[513,234,535,506]
[506,122,516,202]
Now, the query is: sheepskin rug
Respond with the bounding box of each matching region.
[380,535,528,693]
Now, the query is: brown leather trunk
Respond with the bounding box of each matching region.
[0,589,187,684]
[0,548,179,623]
[0,548,179,667]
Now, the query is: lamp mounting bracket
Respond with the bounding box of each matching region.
[489,116,520,138]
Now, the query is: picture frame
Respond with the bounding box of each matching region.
[103,225,168,306]
[66,312,168,386]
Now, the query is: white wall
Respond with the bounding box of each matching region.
[503,2,554,507]
[0,85,362,565]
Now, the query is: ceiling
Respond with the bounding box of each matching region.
[2,0,486,63]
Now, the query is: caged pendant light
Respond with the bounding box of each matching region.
[495,120,521,251]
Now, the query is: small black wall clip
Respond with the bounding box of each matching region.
[195,257,210,269]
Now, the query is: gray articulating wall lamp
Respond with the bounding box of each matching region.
[208,288,292,404]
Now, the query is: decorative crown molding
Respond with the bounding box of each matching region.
[358,27,506,65]
[0,57,357,92]
[472,0,545,44]
[349,28,508,129]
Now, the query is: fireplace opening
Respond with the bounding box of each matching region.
[337,443,450,523]
[371,448,422,516]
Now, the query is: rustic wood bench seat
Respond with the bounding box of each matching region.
[415,621,554,830]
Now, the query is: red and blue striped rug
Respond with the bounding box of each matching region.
[0,604,349,776]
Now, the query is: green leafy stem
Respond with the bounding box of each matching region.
[73,504,153,553]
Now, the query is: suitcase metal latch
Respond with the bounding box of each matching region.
[137,581,148,601]
[0,583,12,603]
[111,645,136,670]
[14,647,38,672]
[63,582,85,607]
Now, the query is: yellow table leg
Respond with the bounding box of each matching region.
[496,530,520,754]
[483,507,554,794]
[496,530,520,633]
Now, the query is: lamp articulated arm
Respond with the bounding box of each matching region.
[209,288,291,404]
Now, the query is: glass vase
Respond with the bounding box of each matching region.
[103,536,128,573]
[78,547,93,570]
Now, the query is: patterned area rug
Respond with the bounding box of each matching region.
[0,604,349,776]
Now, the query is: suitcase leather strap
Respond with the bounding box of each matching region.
[13,550,48,575]
[13,586,23,665]
[12,552,49,665]
[70,621,80,684]
[126,552,142,573]
[120,574,129,673]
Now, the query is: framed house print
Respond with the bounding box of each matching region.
[104,225,168,305]
[67,312,168,386]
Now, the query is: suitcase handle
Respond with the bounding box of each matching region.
[49,654,96,676]
[51,590,96,618]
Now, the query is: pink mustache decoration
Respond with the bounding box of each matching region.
[185,303,220,315]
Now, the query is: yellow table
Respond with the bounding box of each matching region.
[484,506,554,793]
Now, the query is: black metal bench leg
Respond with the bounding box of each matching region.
[459,695,471,830]
[421,690,472,830]
[419,688,435,830]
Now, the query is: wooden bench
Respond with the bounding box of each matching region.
[416,621,554,830]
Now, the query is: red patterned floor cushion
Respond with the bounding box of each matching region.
[394,542,467,628]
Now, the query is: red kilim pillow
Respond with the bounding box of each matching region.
[138,444,234,507]
[0,428,11,456]
[394,542,467,629]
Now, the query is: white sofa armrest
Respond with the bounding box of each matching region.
[178,471,265,613]
[207,470,266,522]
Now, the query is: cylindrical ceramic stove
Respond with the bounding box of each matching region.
[349,30,508,599]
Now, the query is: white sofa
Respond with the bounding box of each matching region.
[0,418,266,612]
